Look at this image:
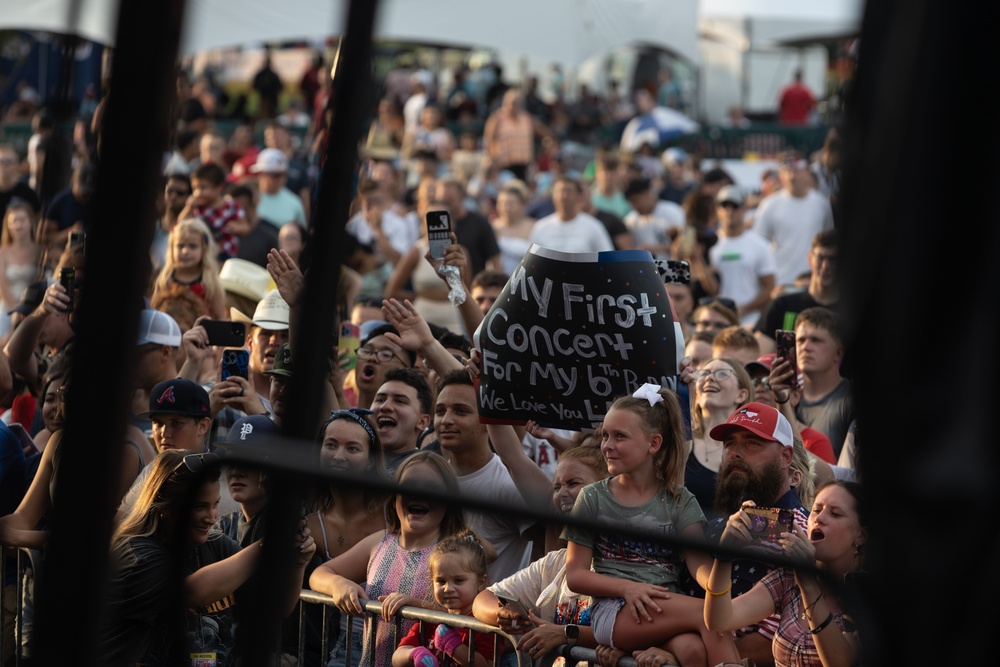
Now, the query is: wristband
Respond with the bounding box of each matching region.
[712,550,735,563]
[808,611,834,634]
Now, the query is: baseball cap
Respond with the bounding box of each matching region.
[139,378,211,420]
[137,309,182,346]
[251,290,289,330]
[263,342,293,377]
[219,258,271,302]
[225,414,279,446]
[710,402,793,448]
[716,185,745,207]
[661,147,687,167]
[10,280,48,315]
[249,148,289,174]
[744,353,776,377]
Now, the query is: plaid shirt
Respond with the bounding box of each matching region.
[193,198,244,259]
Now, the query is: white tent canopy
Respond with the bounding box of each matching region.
[0,0,699,67]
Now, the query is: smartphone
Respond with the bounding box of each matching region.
[59,267,76,313]
[775,329,798,375]
[743,507,794,544]
[654,259,691,285]
[680,226,697,257]
[221,348,250,381]
[337,321,361,371]
[425,210,452,259]
[202,319,247,348]
[67,230,86,252]
[496,594,533,623]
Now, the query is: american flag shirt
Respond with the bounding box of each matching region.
[192,198,244,259]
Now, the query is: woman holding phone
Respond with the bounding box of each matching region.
[704,481,868,667]
[384,202,469,336]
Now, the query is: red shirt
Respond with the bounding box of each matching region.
[778,83,816,124]
[399,620,507,665]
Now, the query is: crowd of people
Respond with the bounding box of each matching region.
[0,47,861,667]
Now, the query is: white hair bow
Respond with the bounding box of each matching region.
[632,383,664,407]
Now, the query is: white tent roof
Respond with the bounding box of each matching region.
[700,0,863,46]
[0,0,700,66]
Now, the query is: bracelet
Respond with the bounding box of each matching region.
[800,593,823,620]
[808,611,834,634]
[705,582,732,597]
[712,550,735,563]
[775,393,790,404]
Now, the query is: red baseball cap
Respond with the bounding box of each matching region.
[710,401,793,447]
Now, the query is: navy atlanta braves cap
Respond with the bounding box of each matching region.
[139,378,211,419]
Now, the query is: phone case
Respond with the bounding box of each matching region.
[337,322,361,371]
[221,349,250,381]
[775,330,797,371]
[426,210,452,259]
[203,320,247,348]
[744,507,794,543]
[496,595,532,620]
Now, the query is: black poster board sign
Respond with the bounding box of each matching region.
[472,245,683,430]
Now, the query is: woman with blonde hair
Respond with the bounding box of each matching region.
[0,198,43,337]
[151,217,227,320]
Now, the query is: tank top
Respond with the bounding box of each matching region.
[684,446,718,519]
[361,532,436,667]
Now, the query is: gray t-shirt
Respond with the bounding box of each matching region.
[563,478,705,591]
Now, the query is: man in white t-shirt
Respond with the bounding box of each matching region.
[623,176,685,260]
[708,186,777,328]
[529,175,615,254]
[751,156,834,288]
[434,369,536,583]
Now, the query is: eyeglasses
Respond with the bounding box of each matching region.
[357,345,405,365]
[421,353,468,370]
[751,376,772,390]
[57,385,69,404]
[691,368,736,383]
[176,451,224,474]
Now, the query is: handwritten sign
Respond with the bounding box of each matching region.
[472,245,683,430]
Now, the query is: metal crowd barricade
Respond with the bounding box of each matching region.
[295,591,638,667]
[0,546,34,667]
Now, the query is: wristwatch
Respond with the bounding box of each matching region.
[564,624,580,645]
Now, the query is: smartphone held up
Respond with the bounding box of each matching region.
[425,210,452,260]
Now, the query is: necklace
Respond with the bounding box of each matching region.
[699,438,724,469]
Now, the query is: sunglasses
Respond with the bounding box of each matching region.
[177,451,224,473]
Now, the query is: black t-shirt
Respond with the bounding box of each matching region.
[235,220,280,268]
[592,210,630,250]
[45,187,90,231]
[454,210,500,276]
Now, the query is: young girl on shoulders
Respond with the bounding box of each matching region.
[310,450,469,667]
[393,530,501,667]
[563,383,742,666]
[152,217,227,320]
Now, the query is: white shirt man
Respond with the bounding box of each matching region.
[623,176,685,260]
[529,176,615,254]
[751,158,834,288]
[434,372,535,582]
[708,186,777,328]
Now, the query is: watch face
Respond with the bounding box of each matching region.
[565,624,580,639]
